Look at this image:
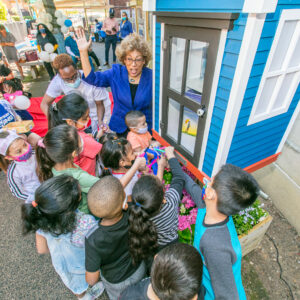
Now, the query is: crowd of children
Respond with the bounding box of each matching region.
[0,88,260,299]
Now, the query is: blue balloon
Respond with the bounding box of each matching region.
[64,19,72,27]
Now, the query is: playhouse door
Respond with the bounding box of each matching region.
[161,25,220,166]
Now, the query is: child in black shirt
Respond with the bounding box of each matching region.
[85,176,146,300]
[119,243,204,300]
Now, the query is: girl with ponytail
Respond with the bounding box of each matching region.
[21,175,104,299]
[48,93,108,176]
[128,147,186,266]
[35,124,99,214]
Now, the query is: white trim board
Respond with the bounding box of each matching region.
[248,9,300,125]
[152,15,156,131]
[143,0,156,12]
[211,13,267,176]
[276,100,300,153]
[198,29,228,171]
[243,0,277,13]
[159,23,165,135]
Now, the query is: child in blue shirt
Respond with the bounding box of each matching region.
[184,164,259,300]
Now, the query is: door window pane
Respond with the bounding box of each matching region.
[255,76,279,115]
[288,36,300,68]
[167,98,180,142]
[180,107,198,155]
[185,40,209,104]
[269,20,297,72]
[169,38,186,93]
[273,72,297,110]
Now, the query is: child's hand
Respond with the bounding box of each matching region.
[134,156,146,171]
[150,141,161,148]
[165,146,175,160]
[96,123,109,139]
[157,155,167,169]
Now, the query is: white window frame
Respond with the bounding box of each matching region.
[248,9,300,125]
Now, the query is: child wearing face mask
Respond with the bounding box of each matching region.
[0,129,40,203]
[48,93,107,176]
[100,134,146,201]
[125,110,159,155]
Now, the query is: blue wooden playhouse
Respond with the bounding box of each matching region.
[143,0,300,181]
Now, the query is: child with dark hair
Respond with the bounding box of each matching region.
[184,164,260,299]
[0,129,40,202]
[21,175,104,299]
[125,110,159,154]
[128,147,186,267]
[36,124,139,213]
[85,176,146,299]
[35,124,99,213]
[100,136,146,201]
[120,243,204,300]
[2,78,33,120]
[48,93,106,176]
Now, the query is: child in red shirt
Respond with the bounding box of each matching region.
[48,93,107,176]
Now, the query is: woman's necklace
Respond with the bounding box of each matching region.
[129,74,141,84]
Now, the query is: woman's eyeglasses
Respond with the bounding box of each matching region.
[125,57,144,65]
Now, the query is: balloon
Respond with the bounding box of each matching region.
[46,23,53,31]
[56,17,65,26]
[14,95,31,110]
[50,53,58,62]
[44,43,54,53]
[60,26,68,34]
[38,51,51,62]
[55,10,63,18]
[64,19,72,27]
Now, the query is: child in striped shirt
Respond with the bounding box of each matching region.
[127,147,186,269]
[0,129,40,203]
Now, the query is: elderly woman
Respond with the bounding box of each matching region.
[75,30,152,137]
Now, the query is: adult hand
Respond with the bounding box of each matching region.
[0,76,4,83]
[76,56,81,61]
[74,28,92,52]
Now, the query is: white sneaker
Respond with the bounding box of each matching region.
[79,281,105,300]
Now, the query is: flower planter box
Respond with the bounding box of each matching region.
[238,214,273,257]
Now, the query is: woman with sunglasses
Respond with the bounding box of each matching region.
[75,30,152,138]
[41,54,111,134]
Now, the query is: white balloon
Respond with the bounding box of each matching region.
[44,43,54,53]
[46,13,52,22]
[46,23,53,31]
[38,51,51,62]
[14,95,31,110]
[60,25,68,34]
[55,10,63,18]
[56,17,65,26]
[50,53,58,62]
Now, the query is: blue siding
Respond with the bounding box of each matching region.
[156,0,244,12]
[227,2,300,168]
[154,23,161,132]
[202,14,248,177]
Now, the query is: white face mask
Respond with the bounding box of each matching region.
[136,126,148,134]
[69,32,75,37]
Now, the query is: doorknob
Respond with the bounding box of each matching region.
[197,105,206,118]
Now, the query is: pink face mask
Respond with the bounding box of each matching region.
[3,90,23,104]
[8,143,33,162]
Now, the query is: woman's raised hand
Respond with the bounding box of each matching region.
[74,28,92,52]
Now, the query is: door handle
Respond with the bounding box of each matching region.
[197,105,206,118]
